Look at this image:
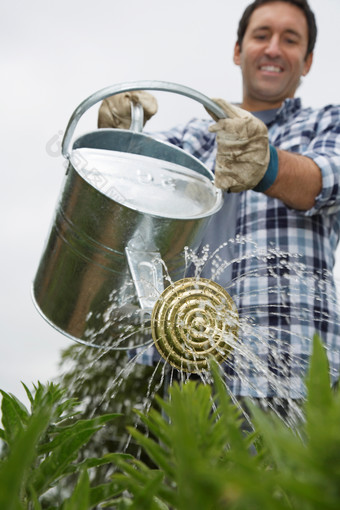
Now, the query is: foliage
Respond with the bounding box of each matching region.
[0,381,129,509]
[107,335,340,509]
[57,344,165,472]
[1,335,339,509]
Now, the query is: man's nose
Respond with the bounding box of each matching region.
[264,35,282,57]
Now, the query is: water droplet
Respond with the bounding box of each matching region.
[161,177,176,190]
[137,169,153,184]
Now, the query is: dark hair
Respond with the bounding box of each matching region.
[237,0,317,57]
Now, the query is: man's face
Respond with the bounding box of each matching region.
[234,1,313,110]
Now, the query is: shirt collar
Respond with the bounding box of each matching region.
[252,108,279,125]
[236,97,302,125]
[249,97,302,127]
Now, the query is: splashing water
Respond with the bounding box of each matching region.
[58,235,340,443]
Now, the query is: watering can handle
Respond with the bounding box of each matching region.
[61,80,228,158]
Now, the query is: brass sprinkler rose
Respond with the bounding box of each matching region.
[151,277,239,372]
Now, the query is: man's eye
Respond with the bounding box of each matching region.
[285,38,298,45]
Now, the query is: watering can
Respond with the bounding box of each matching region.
[32,81,227,351]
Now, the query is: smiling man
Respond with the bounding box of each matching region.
[236,2,313,109]
[98,0,340,413]
[228,1,320,211]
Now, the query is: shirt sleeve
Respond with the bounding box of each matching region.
[151,118,216,161]
[301,106,340,216]
[151,123,188,148]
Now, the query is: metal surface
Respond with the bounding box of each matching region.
[33,81,224,350]
[125,248,164,311]
[129,102,144,133]
[151,278,239,372]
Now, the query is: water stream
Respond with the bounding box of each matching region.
[58,236,340,446]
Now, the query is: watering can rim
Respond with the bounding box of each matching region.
[69,144,223,220]
[72,127,216,181]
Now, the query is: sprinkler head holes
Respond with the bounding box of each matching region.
[151,278,239,372]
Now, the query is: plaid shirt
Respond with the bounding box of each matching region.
[139,98,340,398]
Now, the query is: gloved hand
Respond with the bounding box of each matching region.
[208,98,278,193]
[98,91,158,129]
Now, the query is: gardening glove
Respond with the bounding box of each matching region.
[98,91,158,129]
[208,98,278,193]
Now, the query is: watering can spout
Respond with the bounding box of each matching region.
[125,248,164,313]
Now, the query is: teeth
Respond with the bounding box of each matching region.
[261,65,282,72]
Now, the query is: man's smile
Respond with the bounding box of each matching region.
[259,64,284,74]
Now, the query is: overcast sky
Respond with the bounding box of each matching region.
[1,0,340,407]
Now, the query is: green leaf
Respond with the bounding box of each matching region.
[21,382,34,406]
[0,390,29,445]
[31,426,102,493]
[112,459,176,508]
[63,469,90,510]
[249,402,304,473]
[77,452,132,470]
[27,485,42,510]
[62,452,133,476]
[127,469,164,509]
[133,407,172,450]
[210,360,248,454]
[37,413,119,454]
[0,402,52,510]
[31,413,118,493]
[127,425,175,478]
[100,496,133,508]
[305,334,334,446]
[0,380,132,509]
[88,480,126,507]
[306,334,333,413]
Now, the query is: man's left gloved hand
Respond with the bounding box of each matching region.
[208,98,278,193]
[98,91,158,129]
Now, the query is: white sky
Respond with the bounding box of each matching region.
[1,0,340,406]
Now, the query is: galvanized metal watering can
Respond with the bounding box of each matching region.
[33,81,227,351]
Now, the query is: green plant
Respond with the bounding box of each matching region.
[107,335,340,509]
[58,343,165,461]
[1,336,339,509]
[0,382,129,509]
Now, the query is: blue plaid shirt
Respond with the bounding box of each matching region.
[139,98,340,398]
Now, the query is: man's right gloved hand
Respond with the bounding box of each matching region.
[98,91,158,129]
[208,99,273,193]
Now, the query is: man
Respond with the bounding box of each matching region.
[98,0,340,405]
